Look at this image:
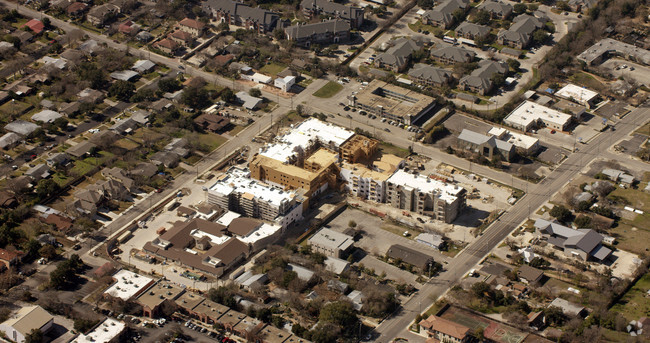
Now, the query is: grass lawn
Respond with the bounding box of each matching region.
[380,142,410,158]
[114,138,140,151]
[199,133,227,152]
[297,78,313,88]
[227,125,246,136]
[183,154,202,165]
[407,20,443,36]
[313,81,343,98]
[610,222,650,254]
[0,100,32,118]
[570,72,607,92]
[277,110,306,126]
[260,63,286,76]
[634,121,650,137]
[70,160,96,176]
[52,172,70,187]
[611,273,650,321]
[609,187,650,213]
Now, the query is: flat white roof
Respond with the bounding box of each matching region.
[504,101,572,128]
[239,223,282,244]
[488,127,539,150]
[209,167,297,207]
[216,211,242,226]
[104,270,153,300]
[190,228,231,245]
[387,170,463,203]
[556,84,598,103]
[309,228,354,251]
[72,318,125,343]
[259,118,354,163]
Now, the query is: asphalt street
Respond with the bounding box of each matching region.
[373,105,650,342]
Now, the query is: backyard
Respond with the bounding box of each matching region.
[260,63,287,77]
[611,273,650,321]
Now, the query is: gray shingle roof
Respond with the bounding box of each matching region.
[478,0,513,16]
[430,45,476,63]
[284,20,350,40]
[408,64,451,84]
[301,0,363,22]
[376,38,421,68]
[455,22,491,37]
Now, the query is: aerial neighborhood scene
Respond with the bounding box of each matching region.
[0,0,649,342]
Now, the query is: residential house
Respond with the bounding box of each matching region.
[67,2,88,17]
[419,315,471,343]
[102,167,136,193]
[0,191,17,209]
[46,152,69,167]
[5,120,39,136]
[110,118,138,135]
[430,46,476,64]
[42,213,74,232]
[0,132,21,150]
[457,129,515,162]
[154,38,180,54]
[601,168,635,185]
[202,0,279,33]
[169,30,195,47]
[151,151,180,168]
[22,19,44,35]
[0,248,24,270]
[422,0,469,29]
[77,88,104,103]
[69,188,104,216]
[455,22,491,40]
[274,76,296,92]
[31,109,63,123]
[284,20,350,48]
[458,59,508,95]
[408,63,452,87]
[535,218,612,262]
[478,0,513,19]
[118,20,140,35]
[66,140,97,158]
[236,91,263,110]
[87,3,120,26]
[25,164,51,181]
[132,60,156,74]
[131,162,158,178]
[136,31,153,42]
[0,306,54,343]
[374,38,421,72]
[549,298,586,317]
[517,265,544,284]
[567,0,598,12]
[301,0,364,28]
[194,113,230,133]
[386,244,434,273]
[178,18,205,37]
[497,14,544,49]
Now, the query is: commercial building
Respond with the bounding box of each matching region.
[208,167,304,229]
[136,281,185,318]
[535,218,612,262]
[348,80,437,125]
[503,101,573,132]
[104,269,155,300]
[308,228,354,258]
[555,84,599,108]
[487,127,540,155]
[457,129,515,162]
[577,38,650,66]
[72,318,125,343]
[301,0,364,28]
[386,244,435,272]
[0,306,54,343]
[144,218,250,277]
[386,170,466,223]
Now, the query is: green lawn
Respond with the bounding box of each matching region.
[70,160,95,177]
[609,187,650,213]
[634,121,650,137]
[312,81,343,98]
[0,100,32,118]
[260,63,286,76]
[52,172,70,187]
[407,20,443,36]
[570,72,607,93]
[227,125,246,136]
[199,133,227,152]
[611,273,650,321]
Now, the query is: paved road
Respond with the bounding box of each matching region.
[373,104,650,342]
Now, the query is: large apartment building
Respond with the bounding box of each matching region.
[386,170,466,223]
[202,0,279,33]
[207,167,304,229]
[301,0,364,28]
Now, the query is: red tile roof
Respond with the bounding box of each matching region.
[0,248,24,262]
[23,19,44,34]
[155,38,179,50]
[420,315,470,340]
[67,2,88,14]
[179,18,205,30]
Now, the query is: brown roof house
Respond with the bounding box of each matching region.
[0,248,24,271]
[178,18,205,37]
[154,38,180,55]
[517,265,544,284]
[0,191,17,209]
[102,167,137,193]
[419,315,471,343]
[194,113,230,133]
[68,188,104,216]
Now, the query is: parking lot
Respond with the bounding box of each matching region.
[601,58,650,87]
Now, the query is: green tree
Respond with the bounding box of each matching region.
[473,10,491,25]
[158,78,181,93]
[513,3,527,14]
[491,73,506,87]
[319,301,358,335]
[348,220,357,228]
[77,62,106,89]
[221,88,236,103]
[249,88,262,97]
[273,28,285,41]
[506,58,520,72]
[532,30,548,45]
[272,315,285,328]
[574,215,592,228]
[42,17,51,29]
[544,306,567,326]
[182,86,210,109]
[550,205,573,223]
[417,0,435,9]
[39,244,57,259]
[23,239,41,260]
[36,179,59,199]
[281,271,297,288]
[108,80,135,101]
[24,329,43,343]
[52,117,69,130]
